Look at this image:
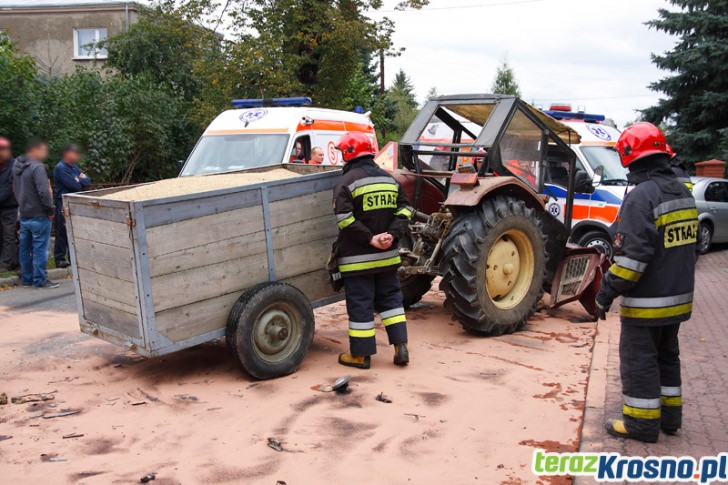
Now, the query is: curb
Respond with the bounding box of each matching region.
[0,267,72,288]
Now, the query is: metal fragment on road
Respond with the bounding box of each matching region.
[12,392,57,404]
[0,435,12,442]
[332,375,351,392]
[376,392,392,403]
[267,437,283,452]
[62,433,84,439]
[42,410,80,419]
[139,472,156,483]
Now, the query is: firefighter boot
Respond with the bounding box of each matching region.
[338,353,371,369]
[605,419,658,443]
[393,343,409,366]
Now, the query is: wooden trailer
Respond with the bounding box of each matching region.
[64,165,342,379]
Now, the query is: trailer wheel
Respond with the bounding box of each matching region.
[576,230,614,260]
[399,233,435,307]
[440,196,546,336]
[226,282,315,380]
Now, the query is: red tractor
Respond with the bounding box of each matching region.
[382,94,607,335]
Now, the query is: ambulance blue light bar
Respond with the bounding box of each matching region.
[231,97,312,108]
[543,110,606,122]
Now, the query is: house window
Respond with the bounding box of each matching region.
[74,28,108,59]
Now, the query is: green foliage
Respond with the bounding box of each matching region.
[642,0,728,162]
[491,58,522,97]
[0,34,41,155]
[388,69,418,135]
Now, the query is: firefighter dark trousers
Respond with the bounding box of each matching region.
[343,271,408,356]
[620,323,682,440]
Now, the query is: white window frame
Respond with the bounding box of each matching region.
[73,28,108,60]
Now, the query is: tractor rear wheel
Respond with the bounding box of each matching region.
[440,196,546,336]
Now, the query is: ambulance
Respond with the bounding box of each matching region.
[178,97,377,176]
[542,105,628,259]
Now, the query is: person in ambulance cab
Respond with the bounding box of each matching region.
[596,122,698,443]
[309,146,325,165]
[332,132,414,369]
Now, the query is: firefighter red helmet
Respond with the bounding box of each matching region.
[615,122,668,168]
[666,144,676,158]
[336,132,374,162]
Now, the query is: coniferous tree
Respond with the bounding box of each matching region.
[642,0,728,162]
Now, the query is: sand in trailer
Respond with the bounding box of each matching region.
[101,169,300,201]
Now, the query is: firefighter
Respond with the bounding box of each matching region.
[333,132,413,369]
[666,144,693,191]
[596,122,697,443]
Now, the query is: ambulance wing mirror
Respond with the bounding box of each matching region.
[591,165,604,187]
[574,171,595,194]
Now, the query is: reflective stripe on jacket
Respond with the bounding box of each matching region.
[599,156,697,326]
[333,156,413,276]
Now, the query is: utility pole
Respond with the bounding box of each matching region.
[379,49,385,94]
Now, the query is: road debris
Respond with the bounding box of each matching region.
[139,472,156,483]
[62,433,84,439]
[404,413,425,421]
[174,394,198,401]
[40,453,67,462]
[376,392,392,403]
[276,481,287,485]
[42,410,80,419]
[0,392,7,405]
[12,391,57,404]
[131,401,147,406]
[137,388,160,403]
[0,435,12,442]
[267,437,283,452]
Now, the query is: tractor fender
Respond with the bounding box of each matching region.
[393,168,446,215]
[444,176,545,213]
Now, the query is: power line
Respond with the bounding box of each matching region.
[377,0,547,13]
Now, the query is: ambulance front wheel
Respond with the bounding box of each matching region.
[226,282,315,380]
[577,230,614,261]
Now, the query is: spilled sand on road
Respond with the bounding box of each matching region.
[0,285,602,484]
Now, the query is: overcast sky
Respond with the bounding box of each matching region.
[368,0,677,128]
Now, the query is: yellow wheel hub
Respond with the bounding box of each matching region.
[485,229,535,310]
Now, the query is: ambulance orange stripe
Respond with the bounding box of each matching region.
[205,128,289,135]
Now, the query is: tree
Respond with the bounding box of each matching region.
[642,1,728,162]
[424,86,439,104]
[491,58,522,97]
[0,33,41,154]
[388,69,418,134]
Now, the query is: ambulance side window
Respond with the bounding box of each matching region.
[290,135,310,163]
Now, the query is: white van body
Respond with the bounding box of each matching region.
[180,105,376,176]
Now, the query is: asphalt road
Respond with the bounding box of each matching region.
[0,279,77,313]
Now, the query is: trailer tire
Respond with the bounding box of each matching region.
[440,196,546,336]
[576,230,614,261]
[226,282,315,380]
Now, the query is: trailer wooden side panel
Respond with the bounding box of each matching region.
[65,199,143,342]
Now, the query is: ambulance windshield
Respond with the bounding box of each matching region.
[180,134,290,176]
[580,146,628,185]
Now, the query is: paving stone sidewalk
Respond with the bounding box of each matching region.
[577,248,728,483]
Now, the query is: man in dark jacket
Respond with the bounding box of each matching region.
[13,138,58,289]
[0,137,19,272]
[333,132,413,369]
[597,123,697,443]
[53,144,91,267]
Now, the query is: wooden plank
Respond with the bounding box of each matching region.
[274,238,332,280]
[70,215,131,249]
[146,205,265,258]
[83,289,138,314]
[77,268,138,308]
[281,269,335,304]
[73,238,135,282]
[268,190,334,228]
[83,300,141,339]
[270,214,337,250]
[143,187,262,228]
[66,198,130,224]
[155,292,239,343]
[149,230,267,278]
[151,252,269,313]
